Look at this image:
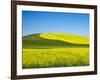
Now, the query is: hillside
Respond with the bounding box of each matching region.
[40,32,89,44]
[22,32,89,49]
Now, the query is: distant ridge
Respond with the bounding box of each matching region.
[23,32,89,49]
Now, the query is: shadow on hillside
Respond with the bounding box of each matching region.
[22,34,89,49]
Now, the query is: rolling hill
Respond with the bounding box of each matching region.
[40,32,89,44]
[23,32,89,49]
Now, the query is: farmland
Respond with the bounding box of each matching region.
[22,33,89,69]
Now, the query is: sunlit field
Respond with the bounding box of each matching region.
[22,33,89,69]
[23,48,89,68]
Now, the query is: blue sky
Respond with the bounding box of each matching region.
[22,11,89,37]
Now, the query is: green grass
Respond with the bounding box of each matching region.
[22,32,89,69]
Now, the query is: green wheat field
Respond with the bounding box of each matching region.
[22,32,89,69]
